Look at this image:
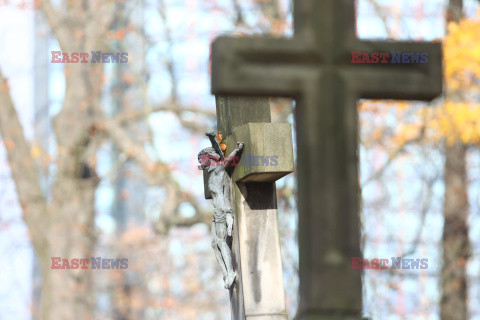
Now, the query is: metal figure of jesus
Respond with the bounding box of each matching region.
[198,130,244,289]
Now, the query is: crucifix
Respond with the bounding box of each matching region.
[210,1,443,320]
[200,95,294,320]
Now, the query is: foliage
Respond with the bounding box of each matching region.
[362,11,480,148]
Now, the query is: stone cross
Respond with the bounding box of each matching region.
[202,95,294,320]
[210,1,443,319]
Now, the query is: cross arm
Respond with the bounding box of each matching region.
[211,36,318,97]
[350,40,443,101]
[212,37,443,102]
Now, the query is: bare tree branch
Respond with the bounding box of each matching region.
[231,0,246,27]
[90,0,116,40]
[365,0,399,39]
[99,118,210,233]
[39,0,72,49]
[399,175,435,258]
[0,70,48,249]
[114,103,216,124]
[361,130,425,186]
[158,0,178,100]
[153,185,211,234]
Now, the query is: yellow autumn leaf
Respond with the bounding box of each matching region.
[31,145,42,159]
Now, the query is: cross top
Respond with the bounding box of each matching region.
[212,0,441,101]
[294,1,357,54]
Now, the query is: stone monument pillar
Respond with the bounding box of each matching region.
[203,96,294,320]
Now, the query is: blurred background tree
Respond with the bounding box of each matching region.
[0,1,296,319]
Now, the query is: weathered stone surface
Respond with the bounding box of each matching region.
[210,1,443,319]
[216,96,271,136]
[234,183,287,320]
[224,123,294,183]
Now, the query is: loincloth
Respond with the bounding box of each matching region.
[213,209,232,223]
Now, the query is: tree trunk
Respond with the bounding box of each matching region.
[39,178,97,319]
[35,61,102,319]
[441,1,470,319]
[441,144,469,320]
[30,60,101,319]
